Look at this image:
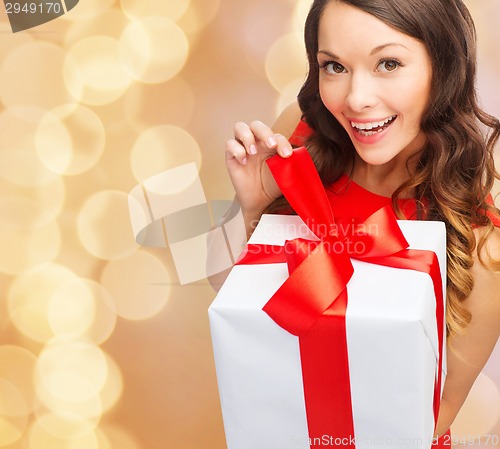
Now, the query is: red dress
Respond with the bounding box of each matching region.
[288,120,500,448]
[289,120,500,226]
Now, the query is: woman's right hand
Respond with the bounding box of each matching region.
[225,120,294,218]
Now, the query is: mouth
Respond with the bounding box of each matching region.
[350,115,397,137]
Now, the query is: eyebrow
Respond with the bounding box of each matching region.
[317,43,410,59]
[370,43,409,55]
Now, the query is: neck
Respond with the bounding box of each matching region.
[351,153,420,198]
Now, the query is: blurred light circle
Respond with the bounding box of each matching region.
[275,81,304,118]
[35,411,100,440]
[35,354,120,419]
[0,221,61,276]
[36,352,123,420]
[0,411,27,447]
[35,386,102,423]
[7,264,76,342]
[61,0,115,21]
[36,337,108,403]
[451,372,500,437]
[99,354,123,414]
[35,380,102,429]
[35,112,72,174]
[64,9,127,45]
[0,42,74,109]
[241,2,297,79]
[0,176,65,229]
[48,278,96,338]
[100,250,170,320]
[64,36,132,106]
[137,157,203,197]
[0,23,33,64]
[0,146,57,189]
[77,190,139,261]
[28,420,99,449]
[177,0,221,34]
[119,0,191,22]
[0,106,60,188]
[265,33,307,95]
[35,105,106,176]
[0,381,29,427]
[78,282,117,346]
[99,425,141,449]
[95,427,112,449]
[130,125,202,182]
[124,78,195,129]
[119,17,189,84]
[0,346,37,415]
[91,125,138,188]
[293,0,312,34]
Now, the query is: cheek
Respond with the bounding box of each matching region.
[404,77,432,117]
[405,86,430,132]
[319,82,344,115]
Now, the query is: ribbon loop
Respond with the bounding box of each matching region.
[284,238,320,274]
[263,243,353,336]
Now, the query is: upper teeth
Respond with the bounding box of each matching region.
[351,115,396,130]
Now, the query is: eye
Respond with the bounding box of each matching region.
[377,59,401,73]
[320,61,346,75]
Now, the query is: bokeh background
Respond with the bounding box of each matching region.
[0,0,499,448]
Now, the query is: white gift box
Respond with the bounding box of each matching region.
[209,214,447,449]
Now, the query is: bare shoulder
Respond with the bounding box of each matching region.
[272,102,303,139]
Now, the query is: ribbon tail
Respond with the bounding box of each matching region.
[356,206,409,257]
[300,288,356,447]
[266,147,336,240]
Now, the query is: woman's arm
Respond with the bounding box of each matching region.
[434,227,500,436]
[209,103,303,292]
[225,102,302,238]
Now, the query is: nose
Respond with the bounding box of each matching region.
[345,72,377,112]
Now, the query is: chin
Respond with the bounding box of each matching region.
[354,150,395,167]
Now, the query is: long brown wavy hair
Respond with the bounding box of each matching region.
[266,0,500,336]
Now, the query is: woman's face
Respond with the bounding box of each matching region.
[317,1,433,167]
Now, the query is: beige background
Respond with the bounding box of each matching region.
[0,1,499,448]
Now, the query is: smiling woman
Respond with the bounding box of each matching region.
[224,0,500,446]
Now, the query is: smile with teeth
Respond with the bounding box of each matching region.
[351,115,397,136]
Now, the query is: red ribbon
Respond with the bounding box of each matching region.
[236,147,444,446]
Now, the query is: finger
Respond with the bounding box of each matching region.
[225,138,248,165]
[234,122,257,155]
[273,133,293,158]
[249,120,277,149]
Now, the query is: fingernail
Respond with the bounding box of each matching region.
[242,157,248,165]
[267,136,277,147]
[249,144,257,155]
[283,148,292,157]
